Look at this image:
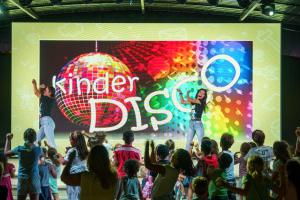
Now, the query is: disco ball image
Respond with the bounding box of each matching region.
[55,52,136,128]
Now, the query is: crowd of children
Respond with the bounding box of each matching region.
[0,128,300,200]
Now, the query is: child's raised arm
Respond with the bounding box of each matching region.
[150,140,156,163]
[144,140,166,176]
[4,133,16,157]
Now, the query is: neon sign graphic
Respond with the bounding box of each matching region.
[51,41,252,137]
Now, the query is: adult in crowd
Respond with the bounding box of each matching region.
[61,145,117,200]
[32,79,56,148]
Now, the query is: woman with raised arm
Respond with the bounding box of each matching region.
[32,79,56,148]
[177,88,208,150]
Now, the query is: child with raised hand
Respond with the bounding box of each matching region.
[234,142,251,200]
[63,131,88,200]
[218,155,283,200]
[0,152,15,200]
[207,152,232,200]
[192,176,209,200]
[220,133,236,200]
[116,159,143,200]
[5,129,42,200]
[202,139,218,169]
[195,139,218,178]
[150,144,170,178]
[145,140,194,200]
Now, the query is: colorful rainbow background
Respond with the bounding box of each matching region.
[55,41,252,138]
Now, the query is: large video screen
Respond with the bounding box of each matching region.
[12,23,280,151]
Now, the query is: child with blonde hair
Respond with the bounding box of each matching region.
[219,155,282,200]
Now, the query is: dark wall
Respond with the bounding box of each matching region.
[281,56,300,146]
[0,54,11,149]
[0,11,300,148]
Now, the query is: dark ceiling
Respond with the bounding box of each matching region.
[1,0,300,27]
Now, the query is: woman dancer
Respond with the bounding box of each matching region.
[177,88,208,151]
[32,79,56,148]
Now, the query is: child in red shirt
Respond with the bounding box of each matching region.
[113,131,141,178]
[195,139,218,177]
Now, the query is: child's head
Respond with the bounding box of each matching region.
[248,141,257,148]
[87,137,100,148]
[123,131,134,144]
[201,139,212,156]
[273,141,291,163]
[247,155,264,174]
[220,133,234,151]
[171,149,194,176]
[210,139,219,155]
[0,153,7,167]
[42,147,48,157]
[218,152,233,170]
[240,142,251,156]
[165,139,175,152]
[47,147,60,166]
[23,128,37,144]
[147,175,153,183]
[192,176,208,199]
[95,132,106,144]
[156,144,169,161]
[47,147,57,157]
[139,166,147,178]
[124,159,140,178]
[69,131,88,160]
[252,130,265,146]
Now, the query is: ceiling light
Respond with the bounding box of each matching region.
[261,2,275,16]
